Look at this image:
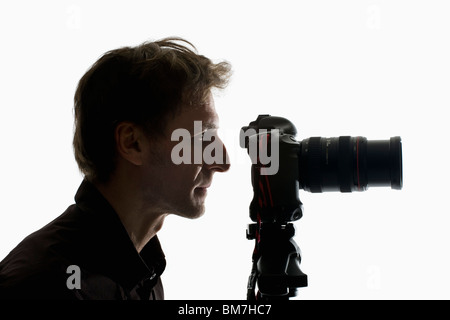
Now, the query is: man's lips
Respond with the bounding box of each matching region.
[194,183,211,197]
[196,182,211,189]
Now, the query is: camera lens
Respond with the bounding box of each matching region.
[299,136,402,193]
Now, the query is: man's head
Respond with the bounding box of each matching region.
[73,37,232,218]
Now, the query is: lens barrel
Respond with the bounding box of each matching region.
[299,136,402,193]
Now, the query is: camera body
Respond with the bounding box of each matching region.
[241,115,302,224]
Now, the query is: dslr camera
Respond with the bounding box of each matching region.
[240,114,403,300]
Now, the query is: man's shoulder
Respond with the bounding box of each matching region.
[2,203,86,257]
[0,259,74,299]
[0,204,87,299]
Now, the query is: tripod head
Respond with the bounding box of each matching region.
[246,223,307,299]
[240,114,403,300]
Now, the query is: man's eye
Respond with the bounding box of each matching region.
[191,133,205,148]
[192,129,218,145]
[192,133,204,142]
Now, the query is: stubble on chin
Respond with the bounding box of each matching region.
[182,196,206,219]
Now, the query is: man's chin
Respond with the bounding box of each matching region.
[188,205,206,219]
[174,204,205,220]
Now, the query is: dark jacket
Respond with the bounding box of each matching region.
[0,180,166,300]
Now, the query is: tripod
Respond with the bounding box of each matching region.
[246,221,308,300]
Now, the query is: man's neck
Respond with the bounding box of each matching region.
[93,178,167,253]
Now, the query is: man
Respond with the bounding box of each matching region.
[0,38,232,299]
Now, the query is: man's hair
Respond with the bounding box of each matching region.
[73,37,231,183]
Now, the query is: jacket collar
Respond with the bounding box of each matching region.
[74,179,166,291]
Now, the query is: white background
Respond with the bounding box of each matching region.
[0,0,448,300]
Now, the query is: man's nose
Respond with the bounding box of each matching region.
[217,143,231,172]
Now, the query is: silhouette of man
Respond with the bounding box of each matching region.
[0,38,231,299]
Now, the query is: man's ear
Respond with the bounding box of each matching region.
[114,121,145,166]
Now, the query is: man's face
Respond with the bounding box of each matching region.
[140,95,230,219]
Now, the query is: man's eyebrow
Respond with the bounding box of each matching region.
[202,122,219,130]
[191,122,219,137]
